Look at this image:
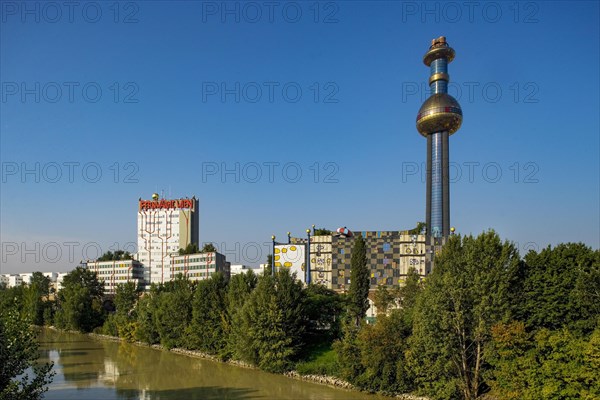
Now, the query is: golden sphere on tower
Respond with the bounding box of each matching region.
[152,193,159,201]
[416,93,463,136]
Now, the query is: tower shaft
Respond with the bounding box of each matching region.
[416,37,462,240]
[429,57,449,238]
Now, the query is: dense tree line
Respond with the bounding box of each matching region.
[126,269,343,373]
[334,232,599,399]
[2,231,598,399]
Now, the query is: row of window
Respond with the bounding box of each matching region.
[173,258,212,263]
[104,279,141,286]
[101,276,134,282]
[173,265,216,271]
[138,246,180,250]
[186,272,211,278]
[97,270,131,275]
[91,264,135,269]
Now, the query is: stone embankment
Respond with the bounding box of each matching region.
[283,370,354,390]
[282,371,430,399]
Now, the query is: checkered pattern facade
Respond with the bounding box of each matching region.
[296,231,433,291]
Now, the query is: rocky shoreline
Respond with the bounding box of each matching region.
[49,327,428,399]
[283,370,355,390]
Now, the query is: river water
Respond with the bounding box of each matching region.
[37,329,388,400]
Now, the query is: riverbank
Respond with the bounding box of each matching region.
[45,326,428,399]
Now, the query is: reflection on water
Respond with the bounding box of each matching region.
[38,329,387,400]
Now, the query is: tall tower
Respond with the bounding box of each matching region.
[137,194,199,288]
[416,37,463,240]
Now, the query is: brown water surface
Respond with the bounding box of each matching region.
[38,329,389,400]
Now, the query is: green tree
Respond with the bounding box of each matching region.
[42,300,56,326]
[486,321,532,399]
[337,268,422,393]
[407,222,426,235]
[114,281,140,316]
[355,310,414,394]
[23,272,51,325]
[0,285,25,315]
[153,276,194,349]
[574,256,600,332]
[314,228,332,236]
[373,285,394,316]
[178,243,199,255]
[334,320,364,383]
[135,285,161,344]
[518,243,600,335]
[60,267,104,298]
[235,269,305,372]
[335,235,371,383]
[303,284,345,346]
[408,231,521,400]
[348,235,370,326]
[55,267,105,332]
[225,270,258,358]
[30,272,51,296]
[397,267,422,327]
[103,282,140,340]
[201,243,217,253]
[0,309,54,400]
[185,272,228,354]
[487,322,600,399]
[97,250,132,261]
[97,251,115,261]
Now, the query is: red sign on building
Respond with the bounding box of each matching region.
[139,198,194,211]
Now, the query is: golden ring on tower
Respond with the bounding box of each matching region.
[429,72,449,85]
[416,93,463,136]
[423,46,455,66]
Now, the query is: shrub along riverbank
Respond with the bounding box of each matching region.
[2,231,598,399]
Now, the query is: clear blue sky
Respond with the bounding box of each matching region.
[1,1,599,273]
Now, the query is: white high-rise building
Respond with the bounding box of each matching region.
[137,194,199,288]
